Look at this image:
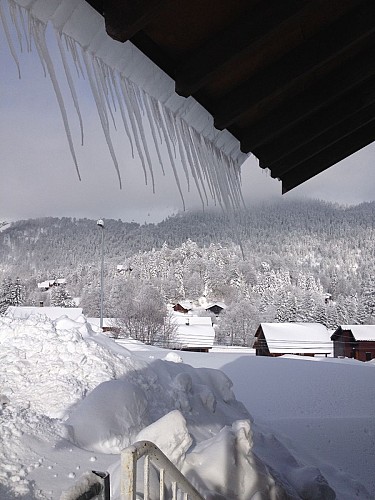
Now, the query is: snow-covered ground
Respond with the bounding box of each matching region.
[0,315,374,499]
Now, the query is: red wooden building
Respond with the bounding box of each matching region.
[331,325,375,362]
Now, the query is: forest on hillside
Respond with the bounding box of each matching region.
[1,199,375,345]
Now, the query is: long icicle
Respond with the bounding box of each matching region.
[54,29,84,146]
[8,0,23,52]
[0,0,21,78]
[82,49,122,188]
[30,15,81,181]
[142,93,165,175]
[153,99,186,210]
[110,69,135,158]
[93,57,117,131]
[125,79,155,193]
[119,76,149,186]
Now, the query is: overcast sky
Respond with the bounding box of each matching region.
[1,21,374,225]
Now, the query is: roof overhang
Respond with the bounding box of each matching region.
[85,0,375,192]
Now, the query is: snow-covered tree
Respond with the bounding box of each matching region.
[216,298,260,346]
[0,277,25,313]
[111,280,174,345]
[50,284,75,308]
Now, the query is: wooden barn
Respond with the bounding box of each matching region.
[331,325,375,361]
[254,323,332,357]
[172,301,193,314]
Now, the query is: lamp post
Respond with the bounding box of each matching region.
[97,219,105,330]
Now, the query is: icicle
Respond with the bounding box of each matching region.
[143,93,165,175]
[8,1,23,52]
[153,98,186,211]
[101,60,117,115]
[18,4,31,52]
[172,115,190,191]
[177,121,206,210]
[65,34,84,78]
[54,29,84,146]
[180,119,208,208]
[189,126,216,204]
[82,49,122,188]
[162,107,177,158]
[93,57,116,131]
[125,80,155,193]
[149,96,164,145]
[0,0,21,78]
[30,16,81,180]
[119,76,149,186]
[110,70,135,158]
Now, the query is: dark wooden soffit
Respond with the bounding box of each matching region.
[85,0,375,193]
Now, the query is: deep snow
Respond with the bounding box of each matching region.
[0,314,374,499]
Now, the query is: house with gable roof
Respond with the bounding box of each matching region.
[172,315,215,352]
[172,301,193,314]
[331,325,375,361]
[254,323,333,357]
[205,302,227,316]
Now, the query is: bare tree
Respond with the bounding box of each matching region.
[110,279,176,346]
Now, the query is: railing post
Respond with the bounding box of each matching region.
[120,441,204,500]
[121,445,137,500]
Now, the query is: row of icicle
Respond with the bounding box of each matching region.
[0,0,247,212]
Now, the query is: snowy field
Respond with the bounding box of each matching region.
[0,315,374,499]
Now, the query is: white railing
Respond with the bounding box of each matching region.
[121,440,204,500]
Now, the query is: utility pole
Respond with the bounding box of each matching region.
[97,219,105,330]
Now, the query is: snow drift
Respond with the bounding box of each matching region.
[0,313,350,498]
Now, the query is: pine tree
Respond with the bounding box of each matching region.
[50,284,75,308]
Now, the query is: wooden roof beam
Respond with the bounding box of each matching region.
[281,120,375,193]
[239,41,375,152]
[270,100,375,178]
[174,0,309,97]
[255,74,375,167]
[213,0,375,130]
[103,0,168,43]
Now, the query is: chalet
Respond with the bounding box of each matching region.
[172,315,215,352]
[331,325,375,362]
[5,306,83,321]
[172,301,193,314]
[205,302,226,316]
[254,323,332,357]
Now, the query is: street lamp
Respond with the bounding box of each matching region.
[97,219,105,330]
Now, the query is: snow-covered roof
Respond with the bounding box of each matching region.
[37,280,55,289]
[258,323,333,354]
[5,306,83,321]
[340,325,375,341]
[174,301,193,310]
[172,315,215,348]
[206,302,227,310]
[173,316,212,326]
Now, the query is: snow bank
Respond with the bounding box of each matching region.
[0,315,369,498]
